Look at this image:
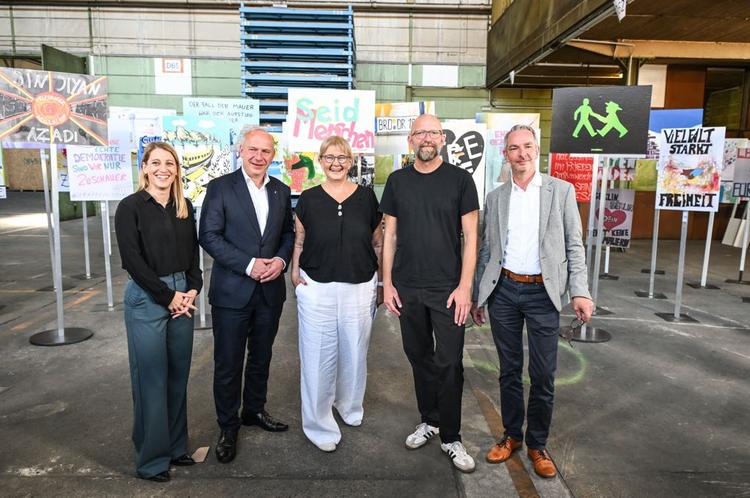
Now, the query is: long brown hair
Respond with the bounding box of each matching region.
[138,141,189,219]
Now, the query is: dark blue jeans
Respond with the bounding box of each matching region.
[487,275,560,449]
[124,272,194,478]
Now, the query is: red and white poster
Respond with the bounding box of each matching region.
[550,153,594,202]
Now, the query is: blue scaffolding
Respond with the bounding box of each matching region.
[240,4,356,131]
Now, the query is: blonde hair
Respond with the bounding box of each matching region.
[319,135,353,158]
[138,141,189,219]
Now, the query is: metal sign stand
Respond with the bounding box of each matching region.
[656,211,699,323]
[29,143,94,346]
[102,201,114,310]
[635,206,668,299]
[72,201,95,280]
[687,211,720,289]
[585,155,599,280]
[726,201,750,285]
[561,157,611,343]
[599,176,619,280]
[640,209,666,276]
[194,207,212,330]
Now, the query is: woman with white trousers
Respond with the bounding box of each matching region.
[291,136,383,452]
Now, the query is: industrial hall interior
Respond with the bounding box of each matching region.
[1,0,749,497]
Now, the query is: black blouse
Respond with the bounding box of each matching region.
[295,185,381,284]
[115,190,202,307]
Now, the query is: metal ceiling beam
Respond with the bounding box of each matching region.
[568,39,750,61]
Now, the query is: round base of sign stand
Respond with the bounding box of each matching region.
[599,273,619,280]
[634,290,668,299]
[29,327,94,346]
[641,269,665,275]
[559,324,612,343]
[655,312,699,324]
[686,282,720,290]
[194,314,213,331]
[71,273,100,281]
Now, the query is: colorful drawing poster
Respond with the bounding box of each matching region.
[733,149,750,199]
[67,145,134,201]
[109,106,176,150]
[0,67,108,147]
[477,113,540,192]
[162,115,233,207]
[656,126,725,212]
[602,157,636,182]
[281,151,325,194]
[287,88,375,154]
[549,153,594,202]
[183,97,259,146]
[441,120,487,201]
[374,101,435,135]
[592,188,635,248]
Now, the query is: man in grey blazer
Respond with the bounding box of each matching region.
[470,124,593,478]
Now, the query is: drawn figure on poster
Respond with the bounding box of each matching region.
[597,101,628,138]
[283,152,316,193]
[572,98,604,138]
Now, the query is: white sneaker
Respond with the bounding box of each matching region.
[316,442,336,452]
[441,441,476,473]
[405,423,439,449]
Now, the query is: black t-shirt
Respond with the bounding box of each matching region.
[379,162,479,288]
[295,185,382,284]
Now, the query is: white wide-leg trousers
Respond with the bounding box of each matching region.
[296,269,377,447]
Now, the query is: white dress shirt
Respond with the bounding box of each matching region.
[241,168,284,276]
[502,172,542,275]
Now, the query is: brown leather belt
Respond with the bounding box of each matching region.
[501,268,544,284]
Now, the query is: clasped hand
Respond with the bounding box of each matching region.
[169,290,198,319]
[250,258,284,283]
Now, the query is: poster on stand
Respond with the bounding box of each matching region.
[162,115,233,206]
[183,97,259,146]
[591,188,635,248]
[0,67,108,147]
[67,145,134,201]
[109,106,176,150]
[721,138,750,203]
[441,120,487,201]
[549,153,594,202]
[733,148,750,199]
[656,126,725,212]
[287,88,375,154]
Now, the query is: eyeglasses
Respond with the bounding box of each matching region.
[411,130,443,139]
[321,155,352,164]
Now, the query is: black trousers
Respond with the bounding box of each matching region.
[396,284,465,444]
[212,286,283,431]
[487,275,560,449]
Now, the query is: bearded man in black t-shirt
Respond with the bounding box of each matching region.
[379,114,480,473]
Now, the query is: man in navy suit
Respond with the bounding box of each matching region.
[199,127,294,463]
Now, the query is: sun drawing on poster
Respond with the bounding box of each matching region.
[0,69,108,145]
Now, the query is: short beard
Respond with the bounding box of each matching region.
[416,144,441,162]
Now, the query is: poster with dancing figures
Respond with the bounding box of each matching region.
[0,67,108,147]
[441,120,487,201]
[656,126,725,212]
[162,115,233,207]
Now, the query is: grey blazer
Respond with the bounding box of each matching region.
[473,174,591,311]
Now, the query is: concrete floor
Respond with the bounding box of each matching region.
[1,191,749,497]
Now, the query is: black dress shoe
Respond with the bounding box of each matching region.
[216,429,238,464]
[170,454,196,466]
[138,470,170,482]
[241,410,289,432]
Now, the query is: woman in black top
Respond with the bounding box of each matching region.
[115,142,202,482]
[291,136,383,452]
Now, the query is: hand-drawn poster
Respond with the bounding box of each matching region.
[109,106,176,150]
[477,113,540,192]
[281,151,326,194]
[0,67,108,147]
[733,149,750,199]
[549,153,594,202]
[183,97,259,146]
[162,116,233,207]
[348,155,374,189]
[375,101,435,135]
[721,138,750,203]
[441,120,487,201]
[67,145,134,201]
[592,188,635,248]
[656,126,725,212]
[287,89,375,154]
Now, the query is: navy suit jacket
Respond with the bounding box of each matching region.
[199,170,294,309]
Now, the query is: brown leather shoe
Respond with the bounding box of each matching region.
[527,448,556,478]
[486,435,522,464]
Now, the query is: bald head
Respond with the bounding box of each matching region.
[408,114,445,164]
